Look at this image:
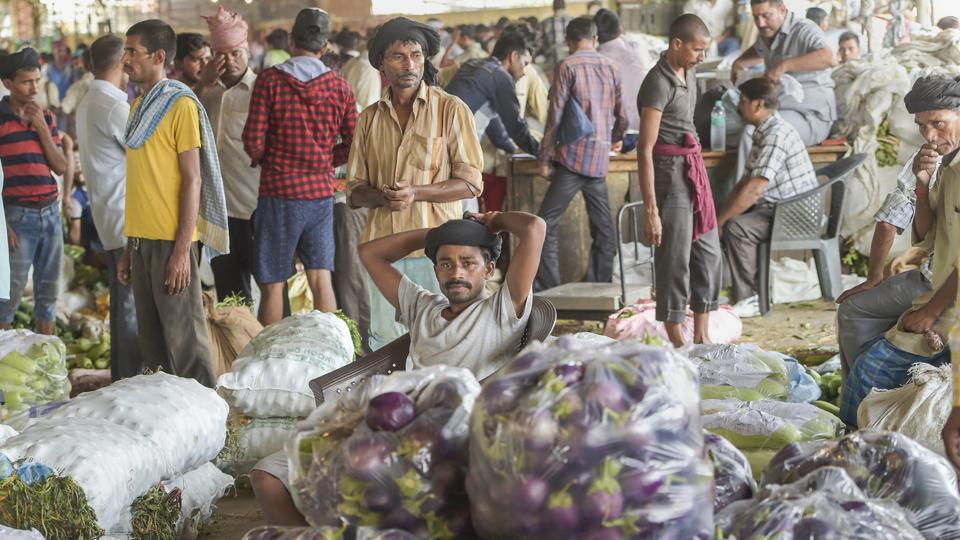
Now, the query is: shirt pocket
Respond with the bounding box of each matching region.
[224,103,249,141]
[404,134,446,181]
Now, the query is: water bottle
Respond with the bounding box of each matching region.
[710,101,726,152]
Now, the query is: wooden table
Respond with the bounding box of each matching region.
[508,144,850,288]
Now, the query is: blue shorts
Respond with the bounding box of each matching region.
[252,196,335,284]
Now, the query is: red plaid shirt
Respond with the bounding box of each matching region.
[242,66,357,199]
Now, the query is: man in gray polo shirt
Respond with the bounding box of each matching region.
[75,35,143,380]
[637,14,720,348]
[727,0,838,179]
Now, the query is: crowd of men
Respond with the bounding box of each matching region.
[0,0,959,511]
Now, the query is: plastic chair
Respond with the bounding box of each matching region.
[756,153,866,315]
[309,296,558,405]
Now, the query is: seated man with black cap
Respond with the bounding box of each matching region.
[250,210,545,525]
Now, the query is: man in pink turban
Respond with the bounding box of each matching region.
[196,5,263,306]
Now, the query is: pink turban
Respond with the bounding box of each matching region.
[203,6,249,52]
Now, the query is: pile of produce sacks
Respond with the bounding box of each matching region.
[467,337,714,539]
[718,466,923,538]
[704,432,756,512]
[858,363,951,457]
[289,365,480,538]
[0,373,232,536]
[217,311,357,473]
[0,330,70,416]
[759,430,960,538]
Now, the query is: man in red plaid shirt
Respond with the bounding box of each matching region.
[242,8,358,326]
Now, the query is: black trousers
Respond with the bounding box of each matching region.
[534,164,616,291]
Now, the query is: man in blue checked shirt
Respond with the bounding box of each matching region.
[835,149,941,378]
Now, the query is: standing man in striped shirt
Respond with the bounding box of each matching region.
[345,17,484,351]
[0,48,68,335]
[535,17,627,292]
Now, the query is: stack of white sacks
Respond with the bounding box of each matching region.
[0,372,234,537]
[216,311,356,472]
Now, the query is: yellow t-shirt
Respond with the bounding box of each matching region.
[125,96,201,241]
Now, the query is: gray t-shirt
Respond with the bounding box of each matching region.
[637,54,698,146]
[398,276,533,380]
[754,11,836,121]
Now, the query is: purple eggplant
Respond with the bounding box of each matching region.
[481,378,524,414]
[585,379,629,413]
[581,484,625,525]
[515,475,549,512]
[343,433,396,481]
[545,496,581,533]
[793,517,841,540]
[554,363,584,385]
[366,392,417,432]
[524,410,559,450]
[381,507,420,530]
[619,468,664,502]
[363,483,399,513]
[418,379,464,412]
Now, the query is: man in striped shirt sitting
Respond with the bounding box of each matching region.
[0,48,68,335]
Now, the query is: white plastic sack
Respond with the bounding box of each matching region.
[164,462,235,539]
[858,363,951,457]
[27,372,228,476]
[239,417,299,463]
[0,423,17,445]
[0,525,45,540]
[218,311,356,417]
[108,462,235,539]
[0,417,173,530]
[770,257,865,304]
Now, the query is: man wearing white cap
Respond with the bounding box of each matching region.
[196,5,261,304]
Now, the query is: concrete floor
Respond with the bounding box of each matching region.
[199,300,840,538]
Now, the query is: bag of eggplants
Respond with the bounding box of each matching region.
[288,366,480,539]
[466,337,715,539]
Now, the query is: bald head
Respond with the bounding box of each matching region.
[669,13,711,43]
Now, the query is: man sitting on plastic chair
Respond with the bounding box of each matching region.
[717,77,819,317]
[249,210,545,525]
[843,75,960,429]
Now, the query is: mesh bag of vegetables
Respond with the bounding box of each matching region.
[288,365,480,538]
[242,525,418,540]
[701,399,842,450]
[218,311,356,418]
[466,337,714,539]
[717,466,923,539]
[0,330,69,415]
[761,430,960,539]
[689,344,789,401]
[704,432,756,512]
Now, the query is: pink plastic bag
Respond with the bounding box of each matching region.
[603,300,743,343]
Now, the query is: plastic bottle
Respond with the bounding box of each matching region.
[710,101,726,152]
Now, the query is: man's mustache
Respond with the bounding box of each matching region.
[444,280,472,290]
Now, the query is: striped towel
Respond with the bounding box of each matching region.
[125,78,230,255]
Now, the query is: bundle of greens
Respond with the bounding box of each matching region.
[0,472,104,540]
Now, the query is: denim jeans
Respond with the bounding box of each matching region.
[0,204,63,323]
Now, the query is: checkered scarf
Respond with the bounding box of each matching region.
[125,79,230,255]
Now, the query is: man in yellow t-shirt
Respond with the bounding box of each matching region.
[117,19,215,388]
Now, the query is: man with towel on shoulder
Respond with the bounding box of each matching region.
[845,75,960,428]
[637,14,719,348]
[117,19,230,387]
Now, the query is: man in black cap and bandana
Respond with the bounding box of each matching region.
[842,75,960,429]
[0,47,68,335]
[346,16,484,351]
[250,210,544,524]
